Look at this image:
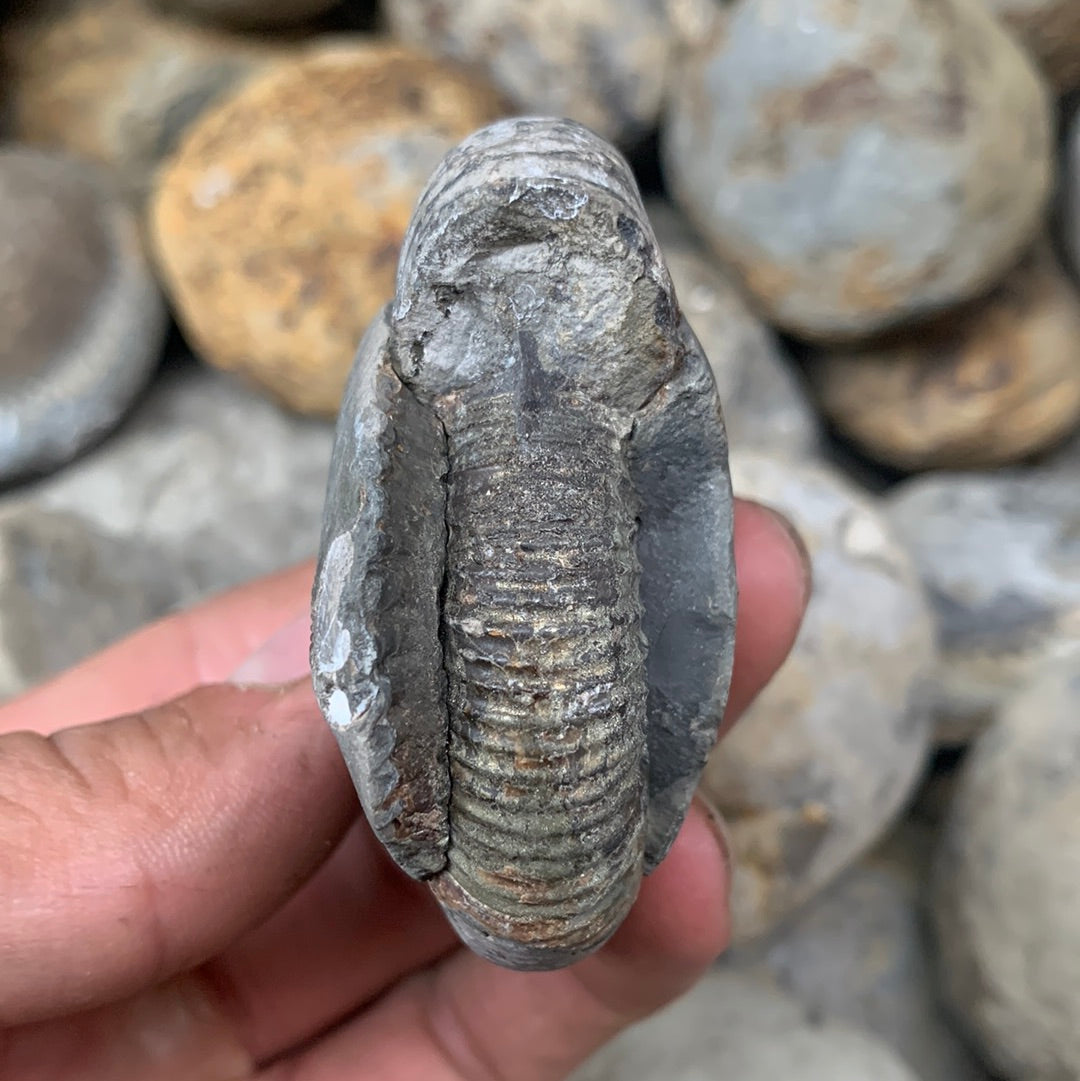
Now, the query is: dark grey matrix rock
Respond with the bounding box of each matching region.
[886,471,1080,744]
[311,118,736,971]
[570,970,922,1081]
[933,649,1080,1080]
[0,146,166,484]
[663,0,1053,341]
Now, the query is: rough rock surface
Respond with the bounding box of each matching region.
[383,0,673,146]
[1,0,287,204]
[4,350,334,597]
[571,969,922,1081]
[663,0,1053,341]
[933,649,1080,1080]
[0,504,184,702]
[0,146,166,484]
[886,471,1080,744]
[647,201,821,457]
[807,244,1080,470]
[984,0,1080,91]
[703,452,935,944]
[150,42,505,416]
[727,824,991,1081]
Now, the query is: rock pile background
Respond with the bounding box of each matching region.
[3,0,1080,1077]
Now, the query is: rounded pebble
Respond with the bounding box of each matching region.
[933,650,1080,1080]
[702,452,935,943]
[885,470,1080,743]
[647,200,821,457]
[984,0,1080,91]
[571,969,921,1081]
[149,42,505,416]
[2,0,287,204]
[9,350,335,597]
[727,826,992,1081]
[383,0,673,146]
[0,146,166,484]
[663,0,1053,341]
[807,244,1080,470]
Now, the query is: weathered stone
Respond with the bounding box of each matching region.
[0,504,185,702]
[807,244,1080,471]
[152,0,340,30]
[647,200,821,457]
[727,823,991,1081]
[663,0,1054,341]
[885,471,1080,744]
[933,649,1080,1080]
[1,0,288,204]
[149,42,505,416]
[984,0,1080,92]
[0,146,166,484]
[703,452,935,944]
[383,0,673,146]
[4,350,334,597]
[311,118,737,970]
[571,969,921,1081]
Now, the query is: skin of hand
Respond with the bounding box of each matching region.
[0,498,810,1081]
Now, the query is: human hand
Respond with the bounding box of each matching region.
[0,498,809,1081]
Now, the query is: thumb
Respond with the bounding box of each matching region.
[0,678,354,1027]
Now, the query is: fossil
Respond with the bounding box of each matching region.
[311,117,737,971]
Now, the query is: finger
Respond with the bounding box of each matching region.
[0,807,724,1081]
[0,681,354,1027]
[202,818,456,1064]
[1,978,254,1081]
[723,499,810,727]
[0,825,450,1081]
[0,561,314,734]
[259,801,727,1081]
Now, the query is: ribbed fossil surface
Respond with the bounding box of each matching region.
[312,117,737,970]
[433,392,648,963]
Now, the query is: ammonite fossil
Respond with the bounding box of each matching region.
[311,117,737,971]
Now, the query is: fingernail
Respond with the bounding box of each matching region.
[229,612,312,686]
[750,500,813,607]
[693,792,733,873]
[116,976,253,1078]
